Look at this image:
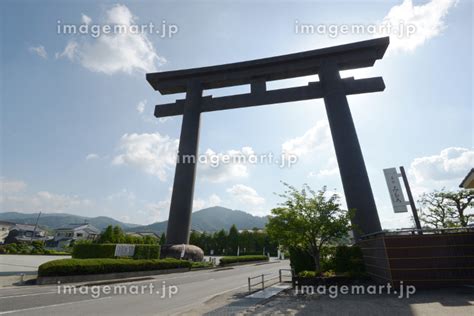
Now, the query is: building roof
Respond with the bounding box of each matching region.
[55,223,100,234]
[0,221,15,227]
[11,224,44,232]
[126,232,160,239]
[459,168,474,189]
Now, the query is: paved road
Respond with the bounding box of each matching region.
[0,260,290,315]
[0,255,71,276]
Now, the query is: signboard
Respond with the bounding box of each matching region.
[114,244,136,257]
[383,168,409,213]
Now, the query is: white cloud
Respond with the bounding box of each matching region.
[113,132,255,183]
[85,153,100,160]
[29,45,48,59]
[198,147,253,183]
[0,178,27,194]
[56,4,165,75]
[138,201,170,223]
[105,189,136,202]
[226,184,265,206]
[308,156,339,178]
[378,0,458,53]
[193,194,222,211]
[409,147,474,186]
[136,100,146,113]
[282,120,331,158]
[56,41,78,60]
[208,194,222,206]
[81,14,92,25]
[112,132,179,181]
[1,189,91,213]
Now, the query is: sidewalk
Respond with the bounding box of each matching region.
[242,286,474,315]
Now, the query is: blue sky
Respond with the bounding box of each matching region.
[1,0,472,228]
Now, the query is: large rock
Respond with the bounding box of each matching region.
[160,244,204,262]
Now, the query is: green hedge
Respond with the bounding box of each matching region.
[72,244,160,259]
[334,245,366,277]
[289,245,366,276]
[219,255,268,266]
[38,258,191,277]
[72,244,116,259]
[289,247,315,274]
[133,244,160,259]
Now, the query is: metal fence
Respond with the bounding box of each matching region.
[360,227,474,240]
[247,269,293,294]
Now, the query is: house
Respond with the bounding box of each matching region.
[47,223,100,249]
[3,224,51,244]
[0,221,15,244]
[126,232,160,240]
[459,168,474,189]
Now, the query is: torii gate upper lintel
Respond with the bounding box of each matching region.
[146,37,389,259]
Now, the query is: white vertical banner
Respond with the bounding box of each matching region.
[383,168,409,213]
[180,244,186,259]
[114,244,135,257]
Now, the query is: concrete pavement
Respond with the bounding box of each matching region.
[0,255,71,276]
[0,259,290,315]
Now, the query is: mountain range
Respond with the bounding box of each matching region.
[0,212,140,231]
[0,206,268,234]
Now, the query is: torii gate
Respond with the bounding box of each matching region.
[147,37,389,260]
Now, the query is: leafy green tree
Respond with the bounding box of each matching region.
[267,183,353,271]
[113,226,125,243]
[227,225,239,255]
[99,225,115,243]
[419,188,473,228]
[214,229,227,255]
[160,232,166,245]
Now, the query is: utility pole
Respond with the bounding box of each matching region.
[399,167,423,234]
[31,211,42,242]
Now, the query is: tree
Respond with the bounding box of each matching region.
[419,189,473,228]
[227,225,239,255]
[266,183,353,272]
[113,226,125,243]
[160,232,166,245]
[214,229,227,255]
[99,225,115,243]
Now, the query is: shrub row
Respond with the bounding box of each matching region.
[72,244,160,259]
[0,243,70,255]
[219,255,268,266]
[72,244,116,259]
[133,244,161,259]
[289,245,366,277]
[38,258,191,277]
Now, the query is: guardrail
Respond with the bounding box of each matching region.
[248,269,294,294]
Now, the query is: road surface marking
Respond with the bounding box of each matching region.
[0,296,111,315]
[0,291,57,299]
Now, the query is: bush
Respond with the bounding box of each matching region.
[0,243,32,254]
[298,270,317,278]
[219,255,268,266]
[72,243,160,259]
[72,243,116,259]
[334,245,366,277]
[191,261,214,269]
[289,247,315,274]
[133,244,160,259]
[38,258,191,277]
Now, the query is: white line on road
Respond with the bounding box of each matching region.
[0,296,112,315]
[0,291,57,299]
